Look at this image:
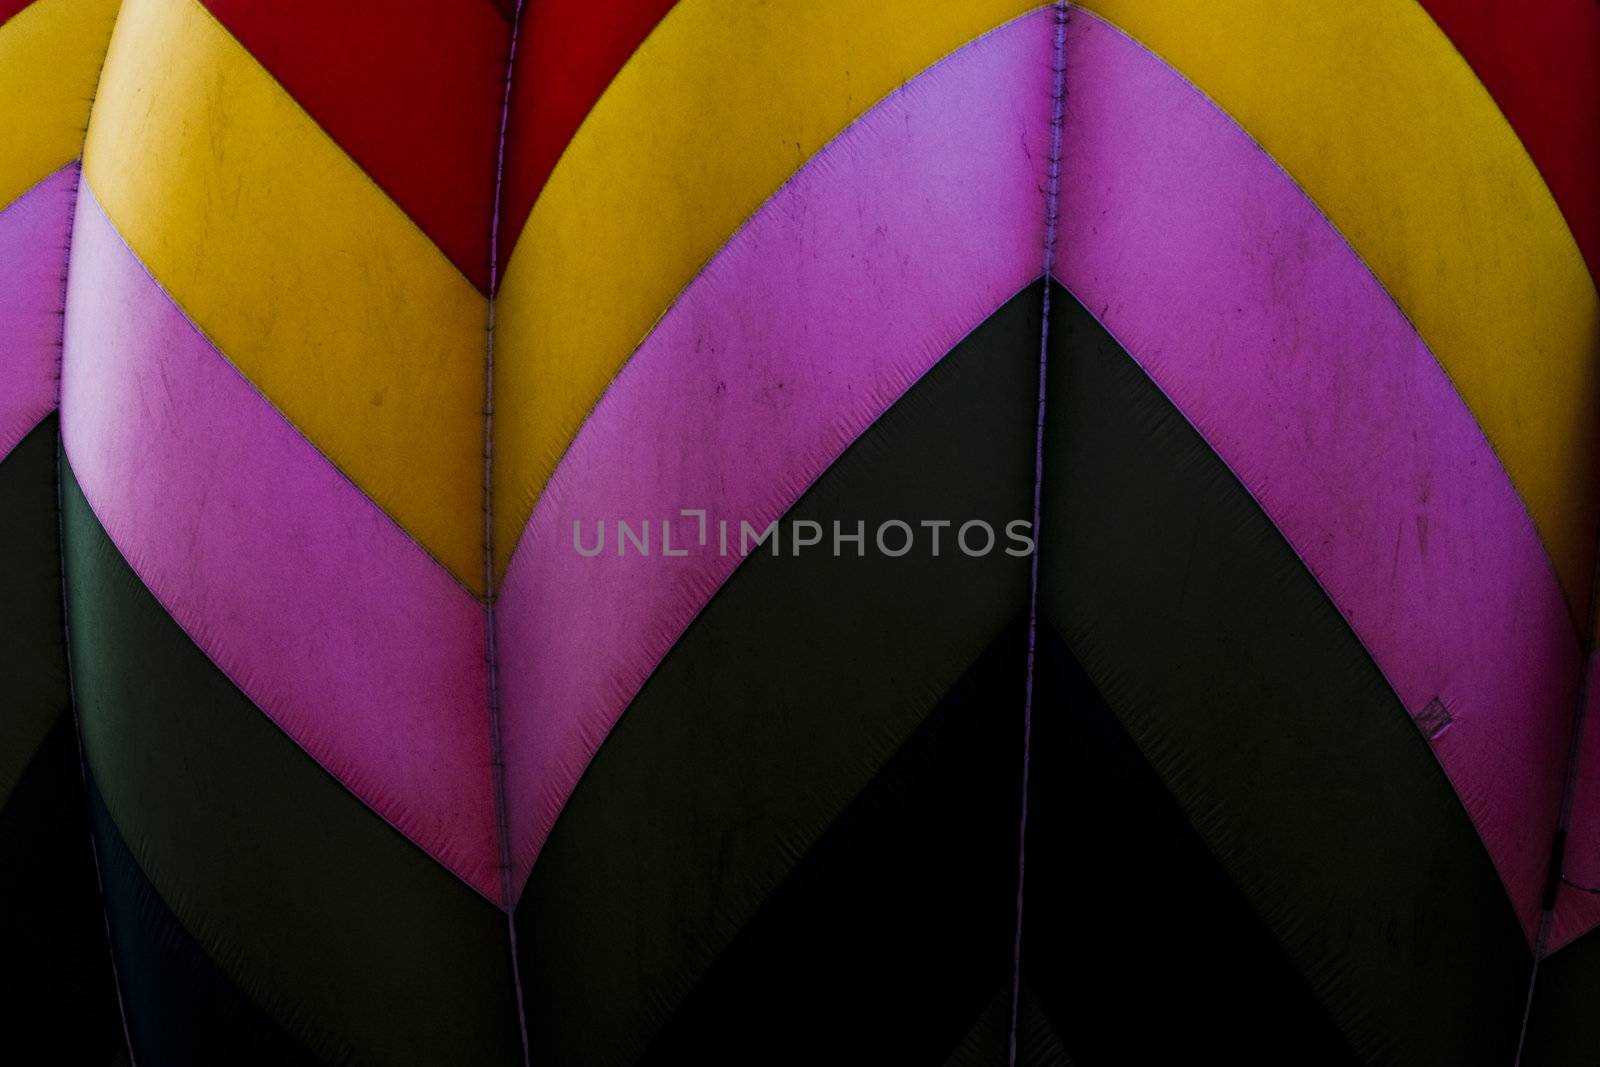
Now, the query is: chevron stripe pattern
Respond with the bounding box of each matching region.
[2,0,1598,1063]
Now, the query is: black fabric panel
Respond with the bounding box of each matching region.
[59,461,522,1067]
[1522,928,1600,1065]
[0,714,122,1063]
[516,285,1040,1065]
[86,773,317,1066]
[643,618,1028,1066]
[1038,284,1530,1064]
[1022,625,1353,1063]
[0,414,71,803]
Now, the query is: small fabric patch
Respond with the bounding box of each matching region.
[1416,698,1454,740]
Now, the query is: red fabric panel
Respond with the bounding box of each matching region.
[0,0,36,30]
[1421,0,1600,281]
[496,0,679,277]
[201,0,511,291]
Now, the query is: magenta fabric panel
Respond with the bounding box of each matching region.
[1551,654,1600,952]
[59,187,500,900]
[495,10,1053,892]
[1058,12,1577,935]
[0,163,76,460]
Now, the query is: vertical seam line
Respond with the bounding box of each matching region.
[1516,527,1600,1064]
[57,8,136,1054]
[1010,4,1068,1063]
[57,434,137,1066]
[483,3,530,1063]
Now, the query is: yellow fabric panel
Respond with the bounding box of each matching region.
[0,0,121,211]
[490,0,1038,577]
[1080,0,1600,622]
[83,0,486,590]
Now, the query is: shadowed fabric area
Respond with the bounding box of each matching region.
[61,460,521,1067]
[1039,284,1529,1064]
[516,285,1040,1064]
[0,415,121,1060]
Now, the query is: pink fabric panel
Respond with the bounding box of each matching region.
[1059,12,1577,935]
[59,187,499,900]
[1551,654,1600,952]
[0,164,77,459]
[497,10,1053,891]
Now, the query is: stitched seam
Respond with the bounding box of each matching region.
[482,2,530,1063]
[1516,526,1600,1064]
[56,11,136,1052]
[70,179,485,601]
[1010,4,1067,1063]
[493,6,1052,579]
[1082,8,1584,639]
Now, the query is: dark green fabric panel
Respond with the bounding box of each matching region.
[0,414,70,806]
[516,284,1041,1065]
[1023,625,1354,1063]
[0,416,118,1059]
[59,461,521,1067]
[942,984,1011,1067]
[87,774,317,1066]
[1523,928,1600,1065]
[1014,987,1074,1067]
[940,983,1073,1067]
[643,618,1028,1065]
[0,714,122,1063]
[1038,284,1529,1064]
